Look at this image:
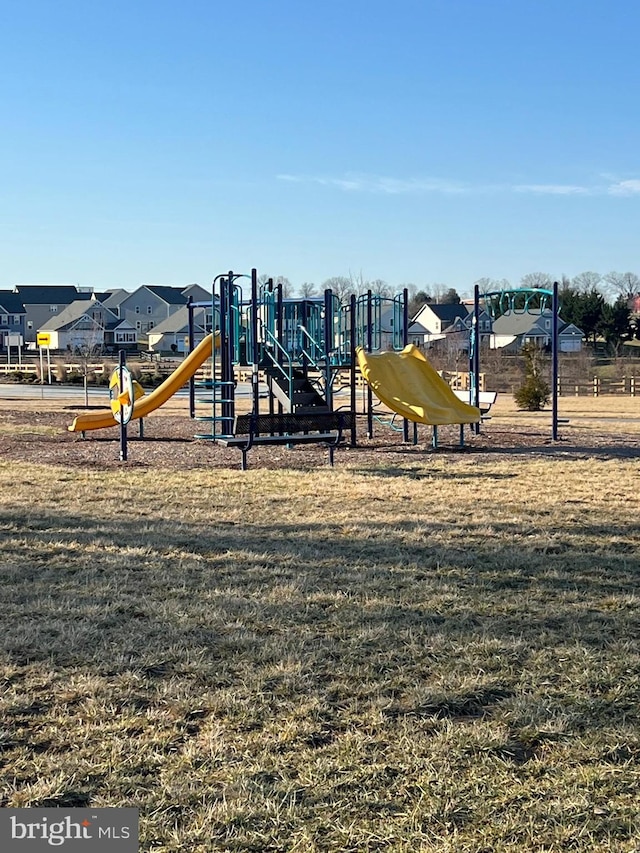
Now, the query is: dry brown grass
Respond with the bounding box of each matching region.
[0,394,639,853]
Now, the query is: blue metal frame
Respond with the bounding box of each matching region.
[473,283,560,440]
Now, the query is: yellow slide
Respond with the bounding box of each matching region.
[356,344,481,425]
[68,334,214,432]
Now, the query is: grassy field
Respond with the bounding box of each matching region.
[0,396,639,851]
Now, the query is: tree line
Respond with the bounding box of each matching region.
[258,273,462,315]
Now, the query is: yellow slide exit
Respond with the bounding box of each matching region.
[356,344,481,425]
[68,334,214,432]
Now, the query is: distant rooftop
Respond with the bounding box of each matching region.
[13,284,86,303]
[0,291,26,313]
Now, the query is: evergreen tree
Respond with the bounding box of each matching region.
[514,344,550,411]
[574,288,606,346]
[600,296,632,355]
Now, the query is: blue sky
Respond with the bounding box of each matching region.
[1,0,639,297]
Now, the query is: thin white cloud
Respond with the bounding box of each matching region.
[514,183,591,195]
[277,172,470,194]
[277,172,640,198]
[607,179,640,196]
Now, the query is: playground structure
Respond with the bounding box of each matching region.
[182,270,485,465]
[68,268,492,463]
[470,281,560,439]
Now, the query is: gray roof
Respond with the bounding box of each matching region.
[39,300,121,331]
[151,306,209,334]
[182,284,211,302]
[0,291,26,313]
[424,303,469,322]
[14,285,84,303]
[492,311,549,335]
[144,285,188,305]
[408,319,430,335]
[100,289,130,310]
[492,309,582,337]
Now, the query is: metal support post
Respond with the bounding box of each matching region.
[552,280,559,441]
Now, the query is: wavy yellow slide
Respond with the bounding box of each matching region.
[68,334,214,432]
[356,344,481,425]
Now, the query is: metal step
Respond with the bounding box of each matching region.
[267,371,327,413]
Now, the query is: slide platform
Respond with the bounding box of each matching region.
[356,344,481,425]
[68,334,214,432]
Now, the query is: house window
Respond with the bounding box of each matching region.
[148,321,154,330]
[0,315,7,325]
[147,306,152,314]
[136,321,141,330]
[116,332,137,344]
[545,320,551,329]
[135,306,140,314]
[50,305,58,313]
[11,316,18,325]
[27,321,33,330]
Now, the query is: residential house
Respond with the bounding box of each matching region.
[442,307,494,352]
[116,284,210,342]
[627,293,640,314]
[100,289,130,316]
[0,291,27,351]
[147,306,213,353]
[37,299,138,353]
[413,302,491,350]
[406,318,431,348]
[412,303,470,336]
[13,284,90,344]
[373,303,403,350]
[490,309,583,352]
[182,283,211,304]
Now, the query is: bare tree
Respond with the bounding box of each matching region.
[474,277,511,294]
[604,270,640,300]
[322,276,355,301]
[274,276,293,298]
[403,282,418,303]
[429,283,449,303]
[368,279,394,298]
[520,272,553,290]
[72,319,105,408]
[298,281,317,298]
[258,274,294,298]
[572,271,602,293]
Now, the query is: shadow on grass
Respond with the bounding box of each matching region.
[1,498,639,838]
[1,507,638,672]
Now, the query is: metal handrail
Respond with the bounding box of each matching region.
[297,324,325,372]
[261,325,294,401]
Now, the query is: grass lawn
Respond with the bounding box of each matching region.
[0,397,639,851]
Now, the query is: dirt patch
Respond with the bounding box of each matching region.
[1,393,640,472]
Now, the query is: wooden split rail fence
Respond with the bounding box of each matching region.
[3,362,640,398]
